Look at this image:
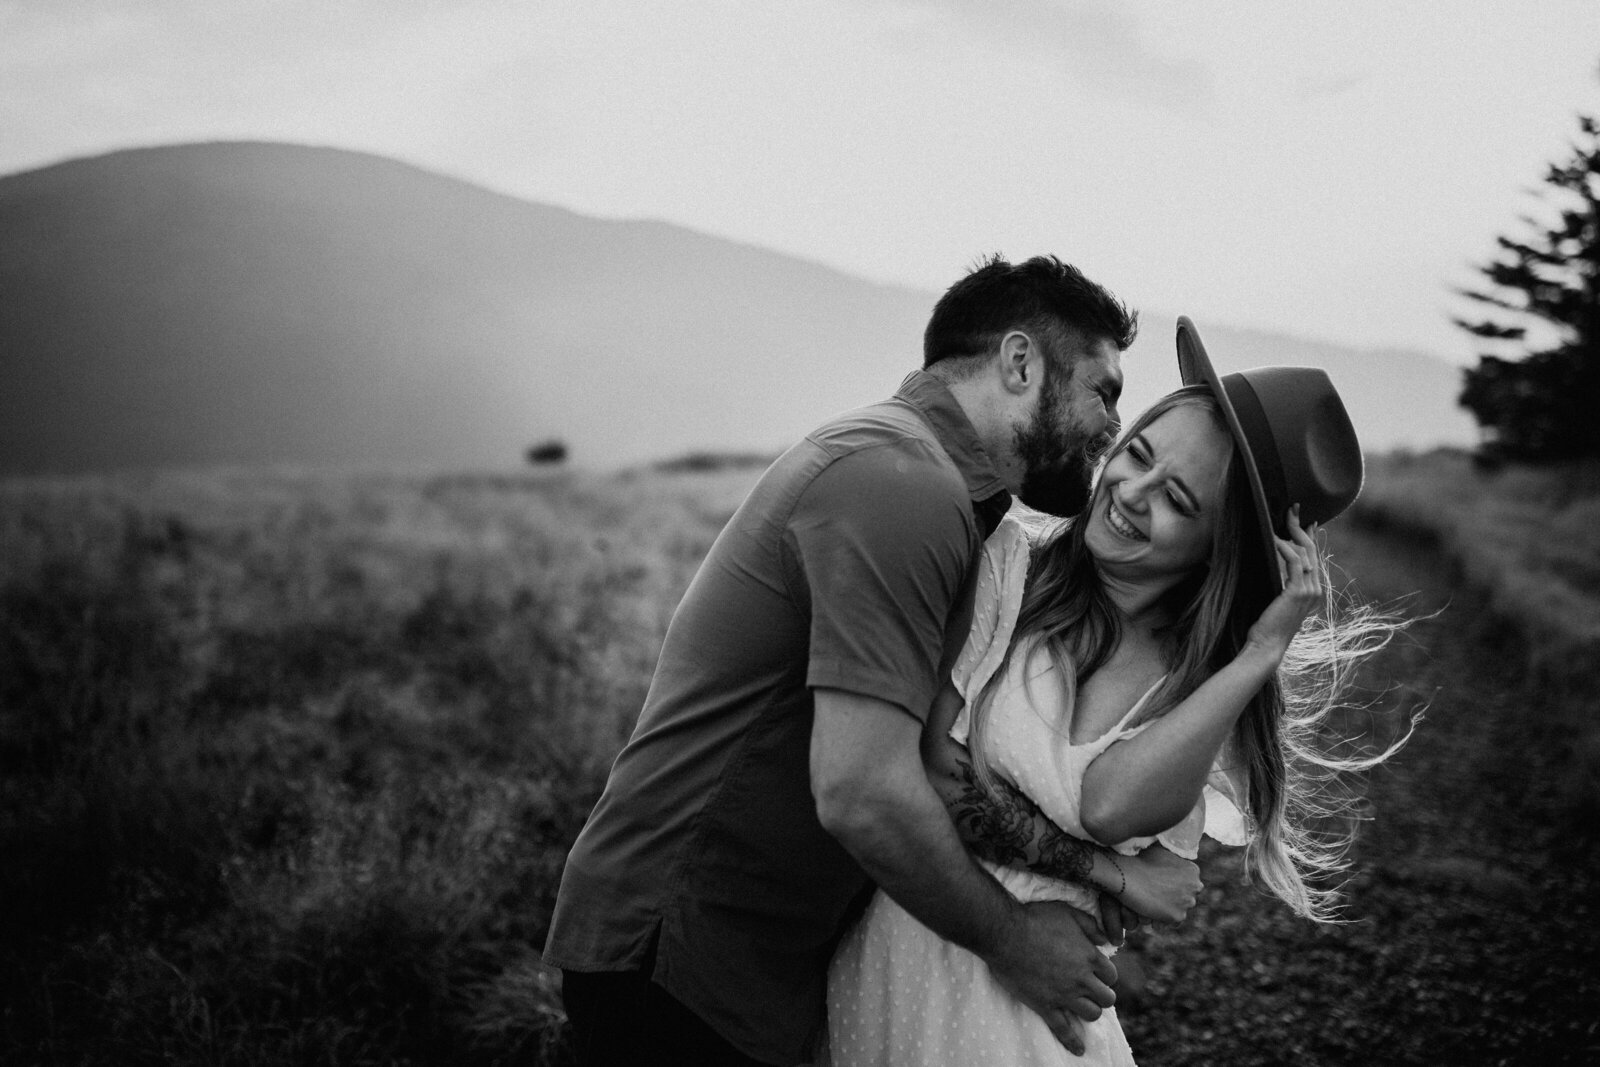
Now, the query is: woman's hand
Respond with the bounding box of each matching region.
[1243,505,1324,660]
[1112,843,1202,924]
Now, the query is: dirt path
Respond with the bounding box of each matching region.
[1116,519,1600,1066]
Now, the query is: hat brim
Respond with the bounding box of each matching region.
[1175,316,1283,595]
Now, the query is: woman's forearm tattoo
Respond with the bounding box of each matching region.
[948,755,1096,886]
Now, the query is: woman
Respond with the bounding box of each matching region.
[823,320,1411,1066]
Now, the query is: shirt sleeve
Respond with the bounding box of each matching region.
[790,439,976,721]
[1199,769,1250,847]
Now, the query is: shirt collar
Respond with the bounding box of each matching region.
[894,370,1012,532]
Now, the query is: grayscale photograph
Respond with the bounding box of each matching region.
[2,3,1596,1064]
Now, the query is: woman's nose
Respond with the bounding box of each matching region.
[1116,474,1154,511]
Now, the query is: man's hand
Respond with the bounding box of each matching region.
[986,901,1117,1056]
[1116,844,1202,925]
[1097,893,1141,946]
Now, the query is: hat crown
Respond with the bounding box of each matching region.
[1221,366,1363,530]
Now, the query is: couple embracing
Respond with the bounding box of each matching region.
[544,255,1406,1066]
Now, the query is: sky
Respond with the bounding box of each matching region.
[3,0,1597,363]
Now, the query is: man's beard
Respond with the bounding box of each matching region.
[1014,373,1110,517]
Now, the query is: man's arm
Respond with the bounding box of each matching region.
[938,735,1100,879]
[811,688,1114,1056]
[921,683,1202,926]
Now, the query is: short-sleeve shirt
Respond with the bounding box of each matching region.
[542,371,1010,1065]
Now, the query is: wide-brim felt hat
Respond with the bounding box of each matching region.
[1175,316,1363,593]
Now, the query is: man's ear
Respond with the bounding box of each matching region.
[998,330,1038,395]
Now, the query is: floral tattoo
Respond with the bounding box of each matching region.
[947,754,1096,886]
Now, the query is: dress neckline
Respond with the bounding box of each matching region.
[1068,673,1167,748]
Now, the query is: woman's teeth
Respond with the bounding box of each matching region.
[1107,501,1147,541]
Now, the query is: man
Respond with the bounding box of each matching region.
[545,255,1164,1065]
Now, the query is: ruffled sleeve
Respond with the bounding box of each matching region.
[1119,768,1249,860]
[948,513,1030,747]
[1097,738,1249,859]
[1198,768,1250,847]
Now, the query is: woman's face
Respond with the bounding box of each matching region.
[1084,404,1233,582]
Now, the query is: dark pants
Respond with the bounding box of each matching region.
[561,969,775,1067]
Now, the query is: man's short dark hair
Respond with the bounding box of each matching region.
[922,254,1138,372]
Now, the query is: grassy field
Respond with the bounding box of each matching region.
[0,465,755,1064]
[2,451,1597,1064]
[1354,450,1600,673]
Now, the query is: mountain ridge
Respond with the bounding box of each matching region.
[0,141,1475,476]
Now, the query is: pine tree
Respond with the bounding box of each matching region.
[1456,110,1600,461]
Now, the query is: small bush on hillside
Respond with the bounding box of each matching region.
[650,449,778,474]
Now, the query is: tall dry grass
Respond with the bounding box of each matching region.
[0,465,760,1065]
[1352,450,1600,674]
[1348,448,1600,840]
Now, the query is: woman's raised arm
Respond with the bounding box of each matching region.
[1080,513,1323,844]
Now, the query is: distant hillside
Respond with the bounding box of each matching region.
[0,141,1475,475]
[1113,321,1480,461]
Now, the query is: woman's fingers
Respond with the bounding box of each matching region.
[1280,506,1324,582]
[1286,505,1319,550]
[1274,537,1308,577]
[1274,533,1319,596]
[1274,537,1297,587]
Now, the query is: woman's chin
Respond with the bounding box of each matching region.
[1086,513,1147,562]
[1086,531,1139,571]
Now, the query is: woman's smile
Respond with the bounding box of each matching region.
[1104,497,1148,542]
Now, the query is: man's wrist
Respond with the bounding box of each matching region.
[970,889,1029,966]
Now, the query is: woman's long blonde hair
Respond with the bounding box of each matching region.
[966,385,1413,921]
